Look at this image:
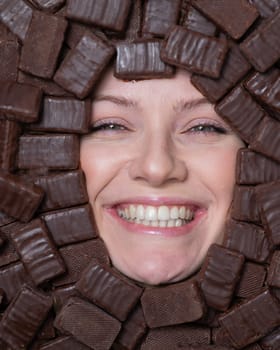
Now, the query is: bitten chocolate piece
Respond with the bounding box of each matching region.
[40,336,91,350]
[215,85,265,143]
[200,244,244,311]
[236,262,266,299]
[29,0,65,13]
[115,40,174,79]
[0,119,21,171]
[76,261,142,321]
[0,285,52,349]
[141,280,205,328]
[219,290,280,348]
[161,26,228,78]
[240,10,280,72]
[0,81,42,123]
[19,12,67,79]
[231,186,260,223]
[192,0,258,39]
[182,6,217,36]
[267,250,280,287]
[250,0,280,18]
[54,297,121,350]
[17,134,79,170]
[0,171,43,222]
[29,96,91,133]
[142,0,181,37]
[236,148,280,185]
[54,32,115,98]
[10,218,66,285]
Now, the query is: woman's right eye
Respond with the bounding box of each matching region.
[90,122,128,133]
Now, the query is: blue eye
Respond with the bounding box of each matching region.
[189,124,227,134]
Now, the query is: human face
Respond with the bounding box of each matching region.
[80,68,244,285]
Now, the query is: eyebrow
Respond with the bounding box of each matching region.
[93,94,139,108]
[172,97,211,113]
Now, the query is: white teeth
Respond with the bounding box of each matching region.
[129,205,136,219]
[136,205,145,220]
[167,219,175,227]
[170,206,179,219]
[158,206,169,220]
[145,206,157,221]
[179,206,186,219]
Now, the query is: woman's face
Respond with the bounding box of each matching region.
[80,68,244,285]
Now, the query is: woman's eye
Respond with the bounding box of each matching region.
[189,124,227,134]
[90,122,127,133]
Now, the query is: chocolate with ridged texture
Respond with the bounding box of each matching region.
[161,26,228,78]
[29,0,65,13]
[0,171,44,222]
[141,279,205,328]
[0,35,19,81]
[54,32,115,99]
[10,218,66,285]
[236,148,280,185]
[40,336,91,350]
[191,0,258,39]
[219,289,280,348]
[115,40,174,80]
[200,244,244,311]
[76,261,143,321]
[231,186,260,223]
[19,12,67,79]
[41,205,97,247]
[181,6,217,36]
[17,134,79,170]
[66,0,131,32]
[250,0,280,18]
[0,285,52,349]
[54,297,121,350]
[142,0,181,37]
[0,0,33,42]
[29,97,91,134]
[215,85,265,143]
[191,43,251,103]
[0,211,14,227]
[0,81,42,123]
[259,325,280,350]
[212,327,233,348]
[223,219,270,263]
[52,284,78,312]
[267,250,280,287]
[65,22,93,49]
[240,10,280,72]
[0,119,21,171]
[0,225,21,267]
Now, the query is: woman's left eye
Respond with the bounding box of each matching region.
[188,123,227,134]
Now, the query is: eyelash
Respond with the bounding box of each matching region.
[90,122,128,132]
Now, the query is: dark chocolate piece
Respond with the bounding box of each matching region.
[161,26,228,78]
[54,32,115,98]
[0,81,42,123]
[215,85,265,143]
[182,6,217,36]
[29,96,91,133]
[76,261,143,321]
[141,280,206,328]
[192,0,259,39]
[65,22,93,49]
[212,327,233,347]
[19,11,67,79]
[115,40,174,79]
[240,10,280,72]
[0,210,15,227]
[0,171,43,222]
[231,186,260,223]
[41,205,97,247]
[0,285,52,349]
[0,38,19,81]
[54,297,121,350]
[17,134,80,170]
[0,119,21,171]
[0,224,21,266]
[40,336,91,350]
[52,284,78,312]
[235,262,266,298]
[29,0,65,13]
[200,244,244,311]
[267,250,280,287]
[10,218,66,285]
[250,0,280,18]
[260,325,280,350]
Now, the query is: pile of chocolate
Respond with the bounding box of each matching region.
[0,0,280,349]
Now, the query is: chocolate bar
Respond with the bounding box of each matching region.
[40,336,91,350]
[0,119,21,171]
[0,37,19,81]
[191,0,259,39]
[76,261,143,321]
[17,134,80,170]
[231,186,260,223]
[0,211,14,227]
[250,0,280,18]
[259,325,280,349]
[52,284,78,312]
[181,6,217,36]
[212,327,233,347]
[19,11,67,79]
[36,313,56,342]
[54,297,121,350]
[115,40,174,79]
[29,0,66,13]
[161,26,228,78]
[141,280,206,328]
[267,250,280,287]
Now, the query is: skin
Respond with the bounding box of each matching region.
[80,68,244,286]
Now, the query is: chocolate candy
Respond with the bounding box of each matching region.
[54,297,121,350]
[29,0,65,13]
[259,325,280,349]
[0,35,19,81]
[231,186,260,223]
[40,336,91,350]
[181,6,217,36]
[0,211,14,227]
[267,250,280,287]
[161,26,228,78]
[0,119,21,171]
[250,0,280,18]
[52,284,78,312]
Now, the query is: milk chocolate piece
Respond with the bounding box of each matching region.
[141,280,205,328]
[29,97,91,133]
[17,134,80,170]
[0,119,21,171]
[142,0,181,37]
[191,43,251,103]
[231,186,260,222]
[0,171,44,222]
[0,38,19,81]
[219,290,280,348]
[236,148,280,185]
[240,10,280,72]
[76,261,142,321]
[54,297,121,350]
[19,12,67,79]
[115,40,174,79]
[192,0,258,39]
[236,262,266,298]
[250,0,280,18]
[41,205,97,247]
[54,32,115,98]
[0,81,42,123]
[260,325,280,349]
[215,85,265,143]
[10,218,66,285]
[29,0,65,13]
[161,26,228,78]
[40,336,91,350]
[182,6,217,36]
[0,285,52,349]
[200,244,244,311]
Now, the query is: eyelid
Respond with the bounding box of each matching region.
[185,118,230,131]
[90,117,131,129]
